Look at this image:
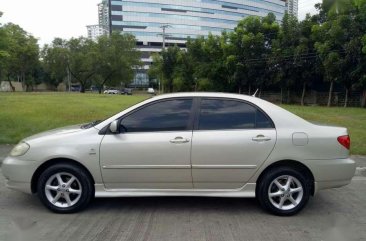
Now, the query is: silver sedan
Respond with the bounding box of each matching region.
[1,92,356,215]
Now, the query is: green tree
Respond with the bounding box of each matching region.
[314,0,365,107]
[93,32,140,93]
[270,12,300,103]
[41,38,69,90]
[0,11,10,83]
[173,50,196,91]
[228,13,280,94]
[149,46,181,93]
[2,23,39,91]
[295,14,320,106]
[67,37,97,93]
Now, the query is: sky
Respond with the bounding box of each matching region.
[0,0,100,45]
[0,0,321,46]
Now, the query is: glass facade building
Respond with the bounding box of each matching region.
[107,0,287,86]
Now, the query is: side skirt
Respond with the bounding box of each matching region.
[94,183,256,198]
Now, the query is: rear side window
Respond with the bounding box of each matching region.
[120,99,193,132]
[198,99,274,130]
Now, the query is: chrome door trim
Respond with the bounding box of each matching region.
[192,165,257,169]
[102,165,191,169]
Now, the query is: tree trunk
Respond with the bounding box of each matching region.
[7,75,15,92]
[80,83,85,93]
[301,82,306,106]
[327,81,334,107]
[361,89,366,108]
[344,88,349,108]
[168,79,173,93]
[248,84,251,95]
[287,88,290,104]
[280,87,283,104]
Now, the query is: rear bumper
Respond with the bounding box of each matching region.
[305,158,356,193]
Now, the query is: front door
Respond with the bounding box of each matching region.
[191,98,276,189]
[100,98,194,189]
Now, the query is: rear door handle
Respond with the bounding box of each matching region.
[170,137,190,144]
[252,135,271,142]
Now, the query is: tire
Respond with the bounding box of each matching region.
[257,167,311,216]
[37,163,94,213]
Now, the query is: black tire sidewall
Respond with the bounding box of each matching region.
[37,163,93,213]
[257,167,311,216]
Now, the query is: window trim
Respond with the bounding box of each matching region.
[107,97,197,134]
[194,97,275,131]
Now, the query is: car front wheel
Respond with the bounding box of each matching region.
[257,167,311,216]
[37,163,94,213]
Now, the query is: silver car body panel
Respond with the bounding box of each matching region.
[191,129,276,189]
[100,131,193,189]
[1,92,356,196]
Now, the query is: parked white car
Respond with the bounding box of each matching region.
[2,92,355,215]
[147,88,155,94]
[103,89,120,94]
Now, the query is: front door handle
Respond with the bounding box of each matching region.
[170,137,190,144]
[252,135,271,142]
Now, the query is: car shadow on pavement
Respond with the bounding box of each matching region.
[88,196,262,214]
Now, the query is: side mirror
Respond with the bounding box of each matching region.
[109,120,119,133]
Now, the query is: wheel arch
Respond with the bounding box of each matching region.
[31,158,95,194]
[255,160,315,196]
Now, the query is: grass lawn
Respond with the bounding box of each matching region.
[1,92,365,155]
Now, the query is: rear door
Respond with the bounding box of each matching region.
[191,98,276,189]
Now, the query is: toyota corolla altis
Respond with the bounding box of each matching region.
[2,93,355,215]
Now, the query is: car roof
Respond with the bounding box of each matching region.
[151,92,254,100]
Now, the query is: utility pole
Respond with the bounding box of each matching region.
[158,24,171,50]
[157,24,171,94]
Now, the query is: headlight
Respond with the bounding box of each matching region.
[10,142,30,157]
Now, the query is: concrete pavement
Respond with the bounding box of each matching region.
[0,145,12,164]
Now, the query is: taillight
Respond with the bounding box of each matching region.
[337,135,350,150]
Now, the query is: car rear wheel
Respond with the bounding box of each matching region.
[37,163,93,213]
[257,167,311,216]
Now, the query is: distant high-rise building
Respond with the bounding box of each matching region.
[87,0,110,41]
[286,0,298,17]
[98,0,110,33]
[87,24,109,41]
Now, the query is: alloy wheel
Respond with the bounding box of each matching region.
[44,172,82,208]
[268,175,304,211]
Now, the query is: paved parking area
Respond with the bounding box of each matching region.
[1,145,366,241]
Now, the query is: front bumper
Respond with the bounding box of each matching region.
[305,158,356,193]
[1,156,39,194]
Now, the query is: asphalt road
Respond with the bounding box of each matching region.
[1,146,366,241]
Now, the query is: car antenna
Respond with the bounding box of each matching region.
[252,89,259,97]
